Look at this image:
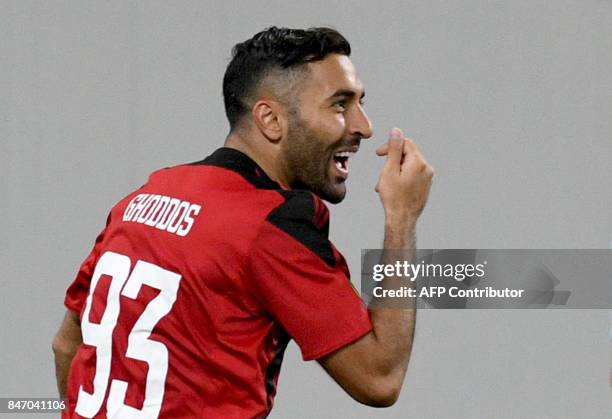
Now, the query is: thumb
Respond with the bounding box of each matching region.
[384,127,404,170]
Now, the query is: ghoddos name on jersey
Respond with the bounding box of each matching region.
[122,193,201,237]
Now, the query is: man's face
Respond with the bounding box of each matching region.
[281,54,373,203]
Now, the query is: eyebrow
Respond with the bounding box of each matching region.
[327,89,366,101]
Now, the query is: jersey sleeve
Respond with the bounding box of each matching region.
[247,191,373,361]
[64,213,111,314]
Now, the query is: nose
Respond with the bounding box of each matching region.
[348,105,373,140]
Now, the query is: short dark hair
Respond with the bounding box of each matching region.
[223,26,351,130]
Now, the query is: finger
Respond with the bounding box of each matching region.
[401,137,417,156]
[399,138,421,170]
[375,143,389,156]
[378,131,414,157]
[402,153,430,179]
[383,127,404,171]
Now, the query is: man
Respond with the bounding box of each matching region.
[52,26,433,418]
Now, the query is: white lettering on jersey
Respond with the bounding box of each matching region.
[122,193,201,237]
[75,251,181,418]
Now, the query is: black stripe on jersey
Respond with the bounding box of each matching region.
[189,147,280,190]
[266,190,336,267]
[263,328,290,418]
[194,148,337,267]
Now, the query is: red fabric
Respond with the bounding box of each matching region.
[248,221,372,361]
[63,156,372,418]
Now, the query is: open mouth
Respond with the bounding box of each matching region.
[332,150,357,176]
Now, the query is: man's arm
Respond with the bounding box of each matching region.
[319,128,433,407]
[52,310,82,398]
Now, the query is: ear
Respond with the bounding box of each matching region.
[251,100,285,143]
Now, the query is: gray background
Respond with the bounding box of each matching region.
[2,0,611,417]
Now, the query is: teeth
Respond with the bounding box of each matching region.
[334,151,356,158]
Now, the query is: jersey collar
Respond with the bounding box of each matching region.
[194,147,282,190]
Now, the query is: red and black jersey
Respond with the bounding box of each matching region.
[63,147,373,418]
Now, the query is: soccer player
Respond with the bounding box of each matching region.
[52,26,433,418]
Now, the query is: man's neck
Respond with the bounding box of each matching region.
[224,131,290,188]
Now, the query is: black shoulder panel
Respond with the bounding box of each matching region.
[266,190,335,267]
